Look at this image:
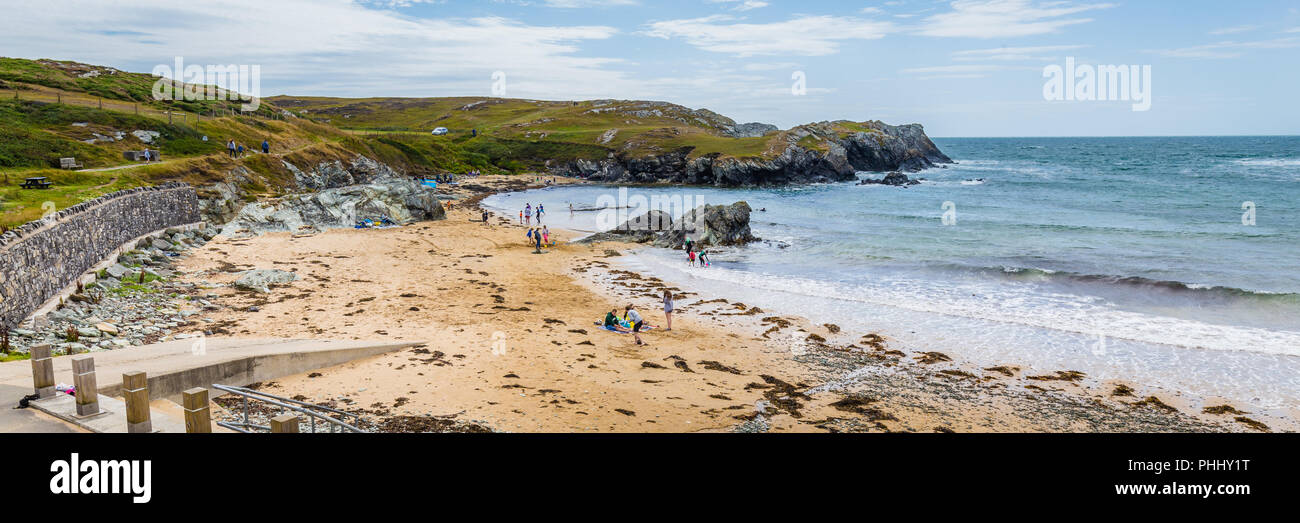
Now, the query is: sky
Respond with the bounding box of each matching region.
[2,0,1298,137]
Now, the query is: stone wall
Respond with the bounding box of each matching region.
[0,183,200,329]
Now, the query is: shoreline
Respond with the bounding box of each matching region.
[168,176,1290,433]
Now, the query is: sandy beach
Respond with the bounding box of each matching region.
[172,177,1288,433]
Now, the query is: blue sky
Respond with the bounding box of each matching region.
[3,0,1298,136]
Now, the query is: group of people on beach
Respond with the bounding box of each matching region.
[226,138,271,159]
[602,289,674,345]
[684,237,709,267]
[520,202,545,225]
[526,225,551,252]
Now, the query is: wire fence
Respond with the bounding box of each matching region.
[2,86,290,130]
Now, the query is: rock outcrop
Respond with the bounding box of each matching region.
[553,121,951,187]
[577,210,673,244]
[858,171,920,186]
[654,201,757,249]
[580,202,756,249]
[220,175,445,235]
[203,155,447,235]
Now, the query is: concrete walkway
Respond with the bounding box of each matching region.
[0,337,421,433]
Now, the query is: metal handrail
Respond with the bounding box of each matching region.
[211,384,366,433]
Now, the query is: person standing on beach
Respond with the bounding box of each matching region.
[626,305,645,345]
[569,203,574,217]
[525,203,532,226]
[542,226,550,246]
[534,228,544,253]
[662,289,674,332]
[519,210,523,224]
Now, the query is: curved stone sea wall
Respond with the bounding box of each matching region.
[0,183,200,329]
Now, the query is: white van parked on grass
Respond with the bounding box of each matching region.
[431,127,449,135]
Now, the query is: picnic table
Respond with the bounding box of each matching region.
[21,177,52,189]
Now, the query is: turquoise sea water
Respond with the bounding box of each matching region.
[484,136,1300,413]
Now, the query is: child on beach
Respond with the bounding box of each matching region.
[662,289,673,332]
[542,226,549,245]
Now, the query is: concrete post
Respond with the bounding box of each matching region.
[122,371,152,433]
[270,414,300,433]
[182,388,211,433]
[30,344,55,399]
[71,355,99,416]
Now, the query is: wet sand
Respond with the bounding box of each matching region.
[174,176,1283,433]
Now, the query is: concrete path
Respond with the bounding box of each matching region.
[0,337,421,432]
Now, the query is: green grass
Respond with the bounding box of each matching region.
[0,353,31,362]
[0,57,278,117]
[0,98,220,168]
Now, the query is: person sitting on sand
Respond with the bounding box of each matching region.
[604,309,629,332]
[626,305,645,345]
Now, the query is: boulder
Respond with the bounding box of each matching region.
[858,171,919,186]
[95,322,119,335]
[655,202,757,249]
[105,263,129,279]
[234,269,299,293]
[577,210,673,244]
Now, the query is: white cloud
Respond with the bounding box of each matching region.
[708,0,769,11]
[951,44,1089,61]
[1149,37,1300,59]
[0,0,639,100]
[644,15,895,56]
[539,0,638,7]
[901,64,1018,74]
[918,0,1115,38]
[1209,25,1260,36]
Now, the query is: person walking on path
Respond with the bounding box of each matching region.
[662,289,674,332]
[262,138,270,154]
[227,139,237,158]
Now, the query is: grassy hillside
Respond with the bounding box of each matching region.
[271,96,792,158]
[0,57,896,230]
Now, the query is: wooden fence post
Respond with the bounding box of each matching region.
[123,371,152,433]
[71,355,99,416]
[182,388,211,433]
[270,414,300,433]
[30,344,55,398]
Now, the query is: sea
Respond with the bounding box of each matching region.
[483,136,1300,415]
